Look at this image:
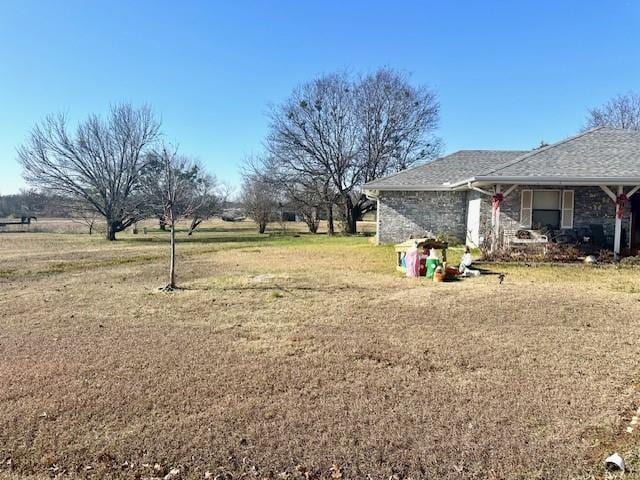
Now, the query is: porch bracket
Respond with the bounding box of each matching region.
[502,184,519,198]
[627,185,640,198]
[599,185,617,201]
[468,182,493,196]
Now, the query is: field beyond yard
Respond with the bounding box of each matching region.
[1,220,640,479]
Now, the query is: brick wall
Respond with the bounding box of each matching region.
[377,190,468,244]
[376,186,632,249]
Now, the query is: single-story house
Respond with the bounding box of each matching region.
[363,127,640,258]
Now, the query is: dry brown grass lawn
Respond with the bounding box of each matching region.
[1,219,640,479]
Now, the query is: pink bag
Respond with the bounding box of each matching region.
[404,247,421,277]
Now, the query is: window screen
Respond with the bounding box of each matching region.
[532,191,560,210]
[532,210,561,229]
[532,191,561,229]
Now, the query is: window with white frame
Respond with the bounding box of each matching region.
[521,189,574,229]
[532,190,561,229]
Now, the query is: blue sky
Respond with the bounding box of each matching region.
[1,0,639,194]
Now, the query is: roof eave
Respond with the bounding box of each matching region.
[473,176,640,186]
[363,185,463,192]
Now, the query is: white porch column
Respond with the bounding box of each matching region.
[491,184,502,254]
[614,185,623,260]
[375,197,380,245]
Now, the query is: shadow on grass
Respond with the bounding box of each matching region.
[121,233,285,245]
[180,281,375,296]
[119,229,363,246]
[474,267,503,276]
[145,225,259,235]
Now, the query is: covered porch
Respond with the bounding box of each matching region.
[462,180,640,260]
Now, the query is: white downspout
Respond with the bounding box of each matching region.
[614,185,623,261]
[376,197,380,245]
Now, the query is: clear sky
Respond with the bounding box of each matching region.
[1,0,639,194]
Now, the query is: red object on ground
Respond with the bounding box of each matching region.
[446,266,460,278]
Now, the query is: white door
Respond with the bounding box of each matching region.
[466,198,481,247]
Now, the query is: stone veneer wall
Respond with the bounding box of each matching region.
[377,190,468,244]
[491,186,631,248]
[376,186,632,248]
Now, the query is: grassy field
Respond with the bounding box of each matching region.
[1,219,640,479]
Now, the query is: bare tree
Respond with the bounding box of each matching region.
[265,69,441,234]
[244,154,327,234]
[349,69,441,229]
[218,181,236,208]
[70,202,101,235]
[284,183,323,233]
[357,69,441,173]
[267,72,363,234]
[186,172,221,235]
[585,92,640,130]
[241,170,279,234]
[18,103,161,240]
[141,145,209,290]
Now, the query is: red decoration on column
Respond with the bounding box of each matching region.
[491,193,504,213]
[616,193,628,219]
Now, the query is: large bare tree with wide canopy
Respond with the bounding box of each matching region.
[265,68,441,233]
[266,73,361,232]
[18,103,161,240]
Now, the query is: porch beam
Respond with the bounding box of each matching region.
[600,185,617,201]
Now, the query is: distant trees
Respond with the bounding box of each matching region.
[585,92,640,130]
[0,189,68,218]
[18,103,161,240]
[69,202,101,235]
[240,169,279,234]
[283,180,324,233]
[187,175,225,236]
[259,68,441,234]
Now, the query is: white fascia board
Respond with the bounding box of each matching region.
[365,175,640,193]
[363,185,462,192]
[473,176,640,186]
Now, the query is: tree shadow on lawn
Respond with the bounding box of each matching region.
[121,233,298,245]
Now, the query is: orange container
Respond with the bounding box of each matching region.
[433,266,445,283]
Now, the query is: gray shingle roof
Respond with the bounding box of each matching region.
[364,127,640,191]
[482,127,640,179]
[363,150,527,190]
